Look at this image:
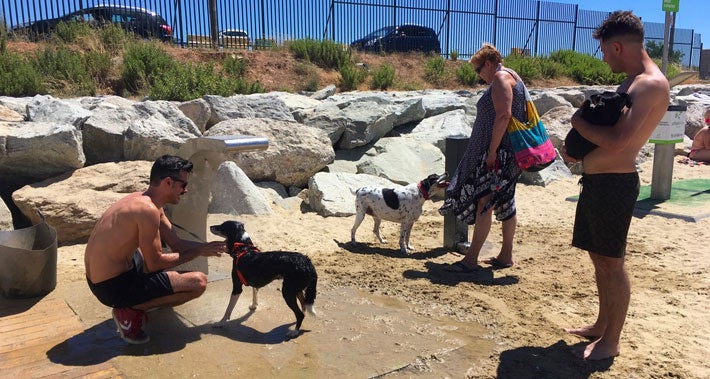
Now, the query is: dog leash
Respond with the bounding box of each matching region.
[171,222,206,243]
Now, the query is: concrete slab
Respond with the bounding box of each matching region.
[57,262,492,378]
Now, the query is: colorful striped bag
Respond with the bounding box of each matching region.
[506,86,556,171]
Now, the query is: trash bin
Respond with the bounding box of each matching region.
[0,211,57,298]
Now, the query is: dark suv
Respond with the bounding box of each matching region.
[350,25,441,54]
[16,5,173,42]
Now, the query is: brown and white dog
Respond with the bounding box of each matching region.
[350,173,448,253]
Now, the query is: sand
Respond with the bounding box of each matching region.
[54,158,710,378]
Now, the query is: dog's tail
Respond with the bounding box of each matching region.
[303,272,318,317]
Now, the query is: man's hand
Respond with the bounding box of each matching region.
[201,241,226,257]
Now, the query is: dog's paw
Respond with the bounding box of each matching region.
[249,304,258,311]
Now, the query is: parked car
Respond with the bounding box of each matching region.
[219,29,250,49]
[15,5,173,42]
[350,25,441,54]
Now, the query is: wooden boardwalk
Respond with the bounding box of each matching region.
[0,294,122,378]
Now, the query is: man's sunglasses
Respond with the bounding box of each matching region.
[169,176,188,189]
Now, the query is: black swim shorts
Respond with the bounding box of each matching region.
[572,172,640,258]
[87,251,173,308]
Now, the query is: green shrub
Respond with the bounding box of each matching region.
[222,55,248,78]
[121,42,175,94]
[424,56,447,85]
[549,50,625,85]
[450,50,459,61]
[54,21,94,43]
[84,51,112,83]
[0,50,45,96]
[370,63,395,90]
[294,62,320,92]
[338,62,366,91]
[149,62,264,101]
[34,45,95,95]
[503,54,542,82]
[456,62,478,86]
[288,38,351,70]
[99,23,131,52]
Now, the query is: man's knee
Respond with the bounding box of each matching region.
[589,252,625,273]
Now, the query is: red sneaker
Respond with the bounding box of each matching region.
[112,307,149,344]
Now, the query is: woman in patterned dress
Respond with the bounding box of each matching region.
[439,44,525,272]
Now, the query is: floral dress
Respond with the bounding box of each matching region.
[439,67,524,224]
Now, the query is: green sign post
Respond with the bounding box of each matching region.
[662,0,679,12]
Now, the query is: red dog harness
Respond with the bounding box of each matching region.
[232,242,259,286]
[417,182,430,200]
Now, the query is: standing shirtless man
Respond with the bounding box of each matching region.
[85,155,225,344]
[562,11,670,360]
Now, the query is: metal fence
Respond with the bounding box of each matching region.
[1,0,703,67]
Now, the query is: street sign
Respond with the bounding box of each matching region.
[662,0,679,12]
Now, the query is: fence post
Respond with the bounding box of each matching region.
[443,137,469,250]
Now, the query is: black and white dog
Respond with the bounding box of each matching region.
[565,91,633,160]
[350,173,448,253]
[209,220,317,338]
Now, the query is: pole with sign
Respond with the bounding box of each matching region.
[650,1,679,200]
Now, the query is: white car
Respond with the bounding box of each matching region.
[219,29,249,49]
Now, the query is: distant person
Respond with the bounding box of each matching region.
[84,155,225,344]
[438,43,524,272]
[561,11,670,360]
[688,108,710,162]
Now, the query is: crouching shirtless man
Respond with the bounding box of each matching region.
[85,155,225,344]
[562,11,670,360]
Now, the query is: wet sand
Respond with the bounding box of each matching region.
[52,158,710,378]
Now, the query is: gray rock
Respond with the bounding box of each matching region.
[206,118,334,187]
[208,161,273,215]
[355,137,445,185]
[204,93,296,126]
[179,98,212,134]
[0,122,85,189]
[26,96,92,127]
[12,161,151,245]
[311,84,337,100]
[308,172,397,217]
[0,198,12,231]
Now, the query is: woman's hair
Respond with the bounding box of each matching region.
[470,43,502,67]
[149,155,193,185]
[592,10,644,43]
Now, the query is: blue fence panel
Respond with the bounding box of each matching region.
[1,0,703,67]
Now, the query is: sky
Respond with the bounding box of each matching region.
[551,0,706,46]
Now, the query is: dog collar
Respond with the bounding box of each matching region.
[417,182,430,200]
[232,242,259,286]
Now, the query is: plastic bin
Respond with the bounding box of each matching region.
[0,212,57,298]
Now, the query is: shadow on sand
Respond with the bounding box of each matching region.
[46,307,302,366]
[495,340,613,379]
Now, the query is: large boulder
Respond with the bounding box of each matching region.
[82,101,202,164]
[179,98,212,134]
[0,105,24,122]
[406,109,471,154]
[308,172,397,217]
[206,118,335,187]
[208,161,273,215]
[0,122,85,190]
[12,161,151,245]
[26,96,92,127]
[0,197,12,231]
[355,136,445,185]
[337,101,396,149]
[203,94,296,127]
